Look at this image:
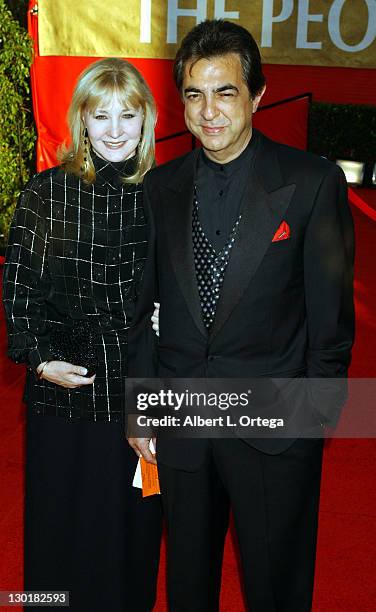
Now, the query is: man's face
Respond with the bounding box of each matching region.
[182,53,265,163]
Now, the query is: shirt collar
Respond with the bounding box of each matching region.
[200,130,259,177]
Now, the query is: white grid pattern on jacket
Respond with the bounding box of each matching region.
[3,158,147,421]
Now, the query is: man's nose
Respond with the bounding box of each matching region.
[201,97,218,121]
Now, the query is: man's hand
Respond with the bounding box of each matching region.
[37,360,96,388]
[151,302,160,337]
[128,437,157,465]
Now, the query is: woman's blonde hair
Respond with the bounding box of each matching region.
[59,58,156,184]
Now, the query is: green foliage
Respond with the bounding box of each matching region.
[308,102,376,164]
[0,0,35,246]
[6,0,29,26]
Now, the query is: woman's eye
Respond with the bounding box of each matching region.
[123,113,135,119]
[94,115,107,120]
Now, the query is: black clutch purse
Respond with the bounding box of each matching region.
[49,320,98,377]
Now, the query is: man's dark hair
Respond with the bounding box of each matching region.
[173,19,266,98]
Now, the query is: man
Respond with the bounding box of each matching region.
[128,19,354,612]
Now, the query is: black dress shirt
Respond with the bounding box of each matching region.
[195,131,259,252]
[3,154,147,422]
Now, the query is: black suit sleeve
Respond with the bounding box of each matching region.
[127,172,158,380]
[126,174,160,438]
[303,164,355,425]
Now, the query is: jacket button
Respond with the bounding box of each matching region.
[208,355,215,362]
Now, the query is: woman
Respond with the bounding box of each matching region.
[3,58,162,611]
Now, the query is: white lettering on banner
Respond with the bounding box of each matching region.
[261,0,294,47]
[140,0,152,43]
[167,0,208,43]
[214,0,240,20]
[137,0,375,60]
[328,0,376,52]
[296,0,323,49]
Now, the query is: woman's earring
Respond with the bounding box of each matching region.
[81,126,89,174]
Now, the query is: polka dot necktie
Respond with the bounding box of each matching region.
[192,186,242,330]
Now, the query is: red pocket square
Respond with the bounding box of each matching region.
[272,221,290,242]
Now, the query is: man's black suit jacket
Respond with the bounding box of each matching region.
[128,131,355,470]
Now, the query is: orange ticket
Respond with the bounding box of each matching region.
[140,457,160,497]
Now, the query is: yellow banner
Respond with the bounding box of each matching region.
[38,0,376,68]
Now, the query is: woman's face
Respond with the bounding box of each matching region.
[83,93,143,163]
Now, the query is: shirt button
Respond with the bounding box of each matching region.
[219,190,224,196]
[216,230,221,236]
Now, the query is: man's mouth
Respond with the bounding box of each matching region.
[200,126,226,135]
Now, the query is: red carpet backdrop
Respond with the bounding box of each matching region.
[0,1,375,610]
[29,0,376,169]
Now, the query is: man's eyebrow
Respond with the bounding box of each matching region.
[215,84,239,93]
[184,87,202,95]
[184,84,239,95]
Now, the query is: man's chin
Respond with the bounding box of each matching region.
[199,137,227,152]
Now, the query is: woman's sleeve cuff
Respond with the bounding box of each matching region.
[28,346,53,372]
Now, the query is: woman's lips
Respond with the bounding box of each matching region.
[103,141,126,149]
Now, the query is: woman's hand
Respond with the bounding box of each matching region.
[151,301,160,337]
[37,361,96,389]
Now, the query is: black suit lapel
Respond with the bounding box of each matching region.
[209,135,296,342]
[160,134,296,342]
[161,150,208,338]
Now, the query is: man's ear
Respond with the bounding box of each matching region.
[252,84,266,114]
